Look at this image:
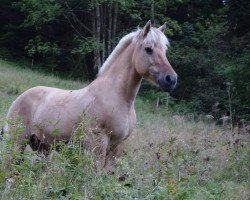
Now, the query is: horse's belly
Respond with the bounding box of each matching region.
[32,104,83,143]
[32,113,78,143]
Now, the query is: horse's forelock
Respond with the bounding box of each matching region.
[141,28,170,49]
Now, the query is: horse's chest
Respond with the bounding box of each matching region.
[107,109,136,140]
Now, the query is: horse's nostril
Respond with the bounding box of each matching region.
[165,74,177,86]
[165,75,171,83]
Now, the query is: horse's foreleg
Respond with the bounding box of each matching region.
[104,141,125,170]
[92,133,110,169]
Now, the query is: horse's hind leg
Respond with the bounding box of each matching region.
[0,130,30,170]
[29,134,51,156]
[7,125,31,162]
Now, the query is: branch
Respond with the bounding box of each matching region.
[64,1,93,34]
[63,13,85,38]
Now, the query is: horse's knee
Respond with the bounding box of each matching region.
[114,142,125,158]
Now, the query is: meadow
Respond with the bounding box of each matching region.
[0,60,249,199]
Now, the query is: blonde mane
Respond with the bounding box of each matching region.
[99,27,170,75]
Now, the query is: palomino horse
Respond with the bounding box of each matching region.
[6,21,177,168]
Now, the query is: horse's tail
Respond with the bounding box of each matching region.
[0,126,4,142]
[0,123,8,141]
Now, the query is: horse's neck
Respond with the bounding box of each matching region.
[96,43,142,108]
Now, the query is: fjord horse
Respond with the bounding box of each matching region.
[6,21,177,168]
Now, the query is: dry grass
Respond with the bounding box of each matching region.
[120,101,250,199]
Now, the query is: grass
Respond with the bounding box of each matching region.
[0,59,249,199]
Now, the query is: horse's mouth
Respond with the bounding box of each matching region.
[157,79,173,92]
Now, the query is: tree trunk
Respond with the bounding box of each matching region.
[108,3,112,55]
[151,0,155,24]
[101,5,106,65]
[96,4,101,70]
[112,2,118,49]
[92,0,101,71]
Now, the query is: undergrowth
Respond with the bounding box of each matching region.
[0,119,136,199]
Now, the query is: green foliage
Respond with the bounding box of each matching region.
[139,85,195,115]
[14,0,63,29]
[168,13,233,118]
[218,47,250,119]
[71,36,100,55]
[25,36,61,57]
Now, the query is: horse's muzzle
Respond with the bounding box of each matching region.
[157,73,177,92]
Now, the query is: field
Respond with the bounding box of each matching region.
[0,60,249,199]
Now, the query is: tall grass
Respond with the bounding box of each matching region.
[0,60,249,199]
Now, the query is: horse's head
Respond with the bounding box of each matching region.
[133,20,177,92]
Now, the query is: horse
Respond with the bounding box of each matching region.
[5,20,177,168]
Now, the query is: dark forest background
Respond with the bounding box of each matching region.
[0,0,249,120]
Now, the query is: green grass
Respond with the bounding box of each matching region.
[0,59,249,199]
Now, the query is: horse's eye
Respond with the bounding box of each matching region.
[145,47,153,55]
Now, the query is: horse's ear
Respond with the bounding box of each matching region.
[158,22,166,33]
[143,20,152,37]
